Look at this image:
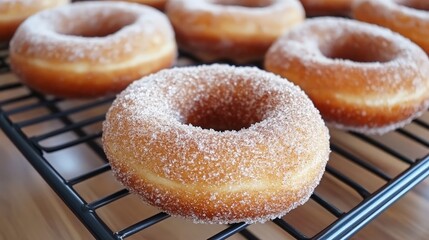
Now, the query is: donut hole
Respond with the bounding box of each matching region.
[55,12,137,38]
[210,0,274,8]
[182,85,270,131]
[395,0,429,11]
[185,100,266,131]
[320,33,396,63]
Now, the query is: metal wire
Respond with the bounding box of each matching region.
[1,49,429,240]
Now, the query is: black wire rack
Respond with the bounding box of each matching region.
[1,43,429,239]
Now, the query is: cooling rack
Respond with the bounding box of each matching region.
[1,44,428,239]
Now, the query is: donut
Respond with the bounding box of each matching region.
[299,0,354,16]
[353,0,429,54]
[265,17,429,134]
[166,0,305,63]
[9,1,177,98]
[0,0,70,42]
[112,0,167,9]
[102,64,330,224]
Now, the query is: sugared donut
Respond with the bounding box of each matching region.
[353,0,429,54]
[0,0,69,42]
[111,0,167,9]
[166,0,304,63]
[9,1,177,98]
[299,0,354,16]
[265,17,429,134]
[102,64,330,224]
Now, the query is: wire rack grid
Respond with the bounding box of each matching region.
[0,45,429,239]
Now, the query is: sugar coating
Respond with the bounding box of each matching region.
[165,0,305,63]
[267,17,425,83]
[0,0,69,20]
[9,1,175,63]
[102,64,331,224]
[265,17,429,134]
[170,0,302,13]
[354,0,429,20]
[0,0,36,6]
[167,0,304,32]
[352,0,429,55]
[267,17,428,92]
